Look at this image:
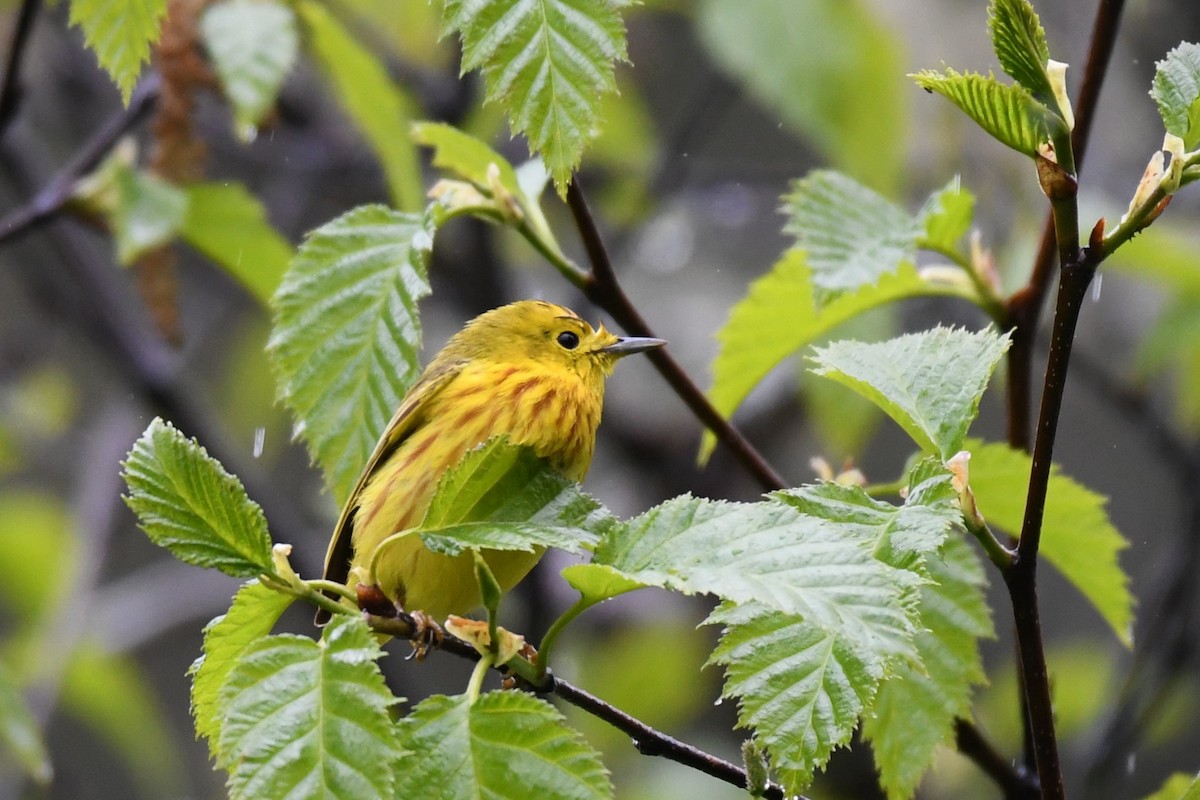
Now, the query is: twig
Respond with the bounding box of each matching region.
[0,73,161,244]
[0,0,40,132]
[565,178,789,491]
[955,719,1040,800]
[365,611,795,799]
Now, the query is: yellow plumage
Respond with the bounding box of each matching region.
[319,300,664,622]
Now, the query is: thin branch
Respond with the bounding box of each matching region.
[955,719,1040,800]
[565,177,789,492]
[0,0,40,132]
[365,611,794,798]
[0,74,161,244]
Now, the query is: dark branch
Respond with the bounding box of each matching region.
[955,719,1040,800]
[0,0,41,132]
[0,74,161,245]
[565,178,789,492]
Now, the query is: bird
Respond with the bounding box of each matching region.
[317,299,665,624]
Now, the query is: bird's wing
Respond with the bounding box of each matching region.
[316,359,467,622]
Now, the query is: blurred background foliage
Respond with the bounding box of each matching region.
[1,0,1199,797]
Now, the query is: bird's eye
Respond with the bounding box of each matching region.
[556,331,580,350]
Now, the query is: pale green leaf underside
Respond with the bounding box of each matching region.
[69,0,167,104]
[968,440,1133,645]
[179,182,293,307]
[707,602,878,794]
[217,617,395,800]
[865,536,992,800]
[988,0,1054,103]
[396,692,612,800]
[1151,42,1200,150]
[268,205,433,505]
[122,418,273,577]
[561,562,646,604]
[201,0,299,139]
[0,661,51,785]
[917,178,976,254]
[782,170,919,304]
[299,0,423,210]
[594,495,915,651]
[441,0,628,196]
[811,326,1011,460]
[190,581,294,756]
[913,68,1054,157]
[701,252,967,462]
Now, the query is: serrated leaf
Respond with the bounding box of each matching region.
[113,167,189,265]
[0,660,51,785]
[782,171,920,305]
[701,252,966,462]
[217,616,396,800]
[190,581,294,755]
[696,0,907,192]
[69,0,167,104]
[1151,42,1200,150]
[396,691,612,800]
[594,495,915,652]
[913,68,1056,157]
[201,0,299,140]
[179,182,293,307]
[441,0,628,196]
[988,0,1054,103]
[61,645,182,797]
[707,602,878,793]
[967,439,1133,645]
[298,0,423,210]
[268,205,434,504]
[864,536,992,800]
[122,418,273,577]
[416,438,608,556]
[810,326,1012,459]
[917,177,976,254]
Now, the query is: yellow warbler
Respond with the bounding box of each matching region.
[318,300,665,623]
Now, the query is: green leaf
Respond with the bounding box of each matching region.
[701,252,966,463]
[122,418,274,577]
[1151,42,1200,150]
[1142,772,1200,800]
[967,440,1133,645]
[696,0,907,193]
[917,177,976,254]
[298,0,423,210]
[396,692,612,800]
[201,0,299,140]
[0,660,51,785]
[268,205,433,505]
[69,0,167,104]
[190,581,294,755]
[594,495,915,651]
[441,0,628,196]
[113,167,189,264]
[0,491,76,626]
[61,645,182,797]
[707,602,878,793]
[179,182,293,306]
[217,616,396,800]
[782,171,919,305]
[560,563,646,605]
[864,536,992,800]
[987,0,1054,104]
[912,68,1055,157]
[416,438,609,556]
[810,326,1012,459]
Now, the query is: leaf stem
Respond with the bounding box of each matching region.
[466,651,494,704]
[533,596,593,681]
[305,579,358,604]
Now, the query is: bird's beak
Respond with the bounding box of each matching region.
[599,336,667,357]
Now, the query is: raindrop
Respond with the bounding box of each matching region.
[1126,752,1136,774]
[713,697,723,707]
[240,124,259,143]
[253,426,266,459]
[1092,273,1103,302]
